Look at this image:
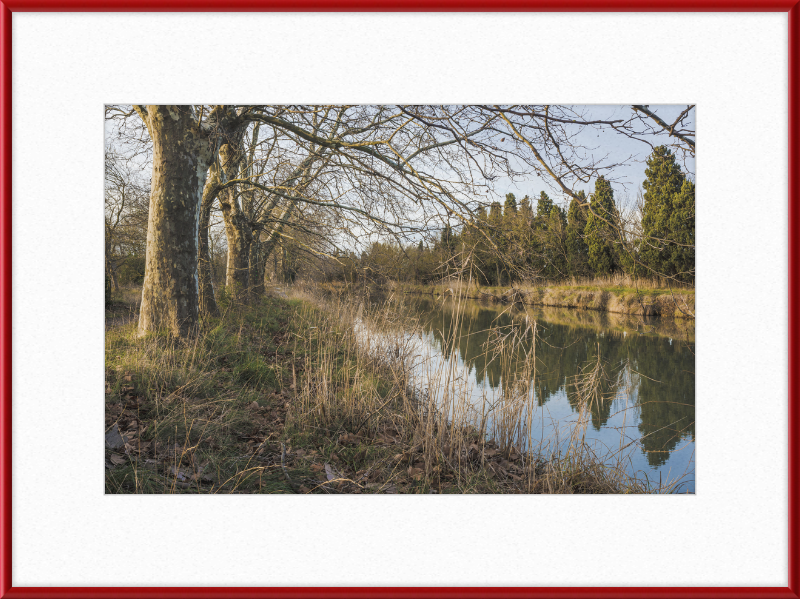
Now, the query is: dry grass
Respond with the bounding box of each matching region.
[286,285,687,494]
[386,275,695,320]
[384,273,693,297]
[105,292,302,494]
[547,273,694,292]
[105,282,689,494]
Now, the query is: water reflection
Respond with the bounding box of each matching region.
[404,296,695,486]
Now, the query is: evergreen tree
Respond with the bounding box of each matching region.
[515,195,535,271]
[665,179,695,282]
[441,223,454,250]
[565,191,591,277]
[584,177,620,276]
[488,202,504,285]
[536,191,553,219]
[488,201,503,222]
[550,204,566,227]
[546,204,568,278]
[640,145,687,276]
[469,206,492,285]
[518,195,533,226]
[504,192,518,216]
[439,223,457,277]
[527,192,554,276]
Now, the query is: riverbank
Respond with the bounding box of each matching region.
[426,296,695,344]
[384,279,695,319]
[105,285,681,494]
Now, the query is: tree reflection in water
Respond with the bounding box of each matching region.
[410,296,695,470]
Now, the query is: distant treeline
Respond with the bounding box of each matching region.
[326,146,695,287]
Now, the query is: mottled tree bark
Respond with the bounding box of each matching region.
[218,136,253,302]
[249,238,266,297]
[198,163,221,318]
[134,105,219,337]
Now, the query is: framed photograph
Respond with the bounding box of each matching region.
[1,1,797,597]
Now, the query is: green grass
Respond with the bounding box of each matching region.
[105,293,301,494]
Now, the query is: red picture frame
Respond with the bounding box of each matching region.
[1,2,797,598]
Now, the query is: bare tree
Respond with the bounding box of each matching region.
[130,105,247,337]
[104,145,149,291]
[106,104,695,336]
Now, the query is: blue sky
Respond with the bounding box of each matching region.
[492,104,695,213]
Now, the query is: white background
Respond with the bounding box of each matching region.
[12,13,788,587]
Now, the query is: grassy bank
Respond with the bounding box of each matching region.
[377,276,695,319]
[105,285,683,494]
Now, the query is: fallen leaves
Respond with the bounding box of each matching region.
[105,424,126,450]
[407,467,424,481]
[338,432,362,446]
[324,463,340,482]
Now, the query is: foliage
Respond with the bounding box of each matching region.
[640,146,695,283]
[320,147,694,288]
[116,256,146,285]
[565,192,591,277]
[584,177,621,276]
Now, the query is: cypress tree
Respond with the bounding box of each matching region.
[584,177,620,276]
[512,196,535,273]
[565,191,590,277]
[470,205,491,285]
[504,192,518,215]
[488,202,505,285]
[547,204,568,278]
[441,223,453,250]
[665,179,695,282]
[527,192,553,276]
[489,201,503,222]
[518,195,533,225]
[536,191,553,219]
[640,145,687,276]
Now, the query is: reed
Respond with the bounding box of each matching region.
[287,282,691,494]
[105,281,691,494]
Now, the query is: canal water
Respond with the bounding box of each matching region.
[383,294,695,492]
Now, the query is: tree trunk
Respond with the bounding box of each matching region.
[223,209,251,298]
[198,163,221,318]
[281,245,289,283]
[219,136,252,302]
[254,152,322,275]
[249,238,266,297]
[260,196,300,282]
[135,105,217,337]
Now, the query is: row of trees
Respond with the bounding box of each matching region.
[105,105,696,337]
[418,297,694,467]
[330,145,694,286]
